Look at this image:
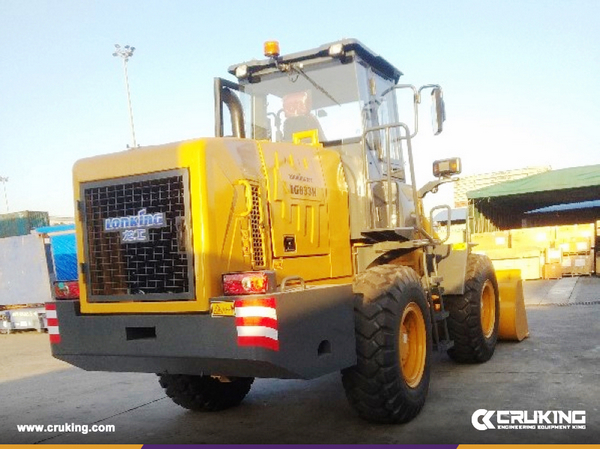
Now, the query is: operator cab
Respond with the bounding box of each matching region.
[216,39,444,240]
[222,39,401,144]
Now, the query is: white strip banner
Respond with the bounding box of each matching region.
[236,326,278,340]
[235,306,277,319]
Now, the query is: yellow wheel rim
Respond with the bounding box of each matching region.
[480,280,496,339]
[399,302,427,388]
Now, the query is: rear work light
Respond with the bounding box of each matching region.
[53,281,80,300]
[222,271,276,296]
[433,157,462,178]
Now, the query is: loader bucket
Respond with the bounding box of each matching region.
[496,269,529,341]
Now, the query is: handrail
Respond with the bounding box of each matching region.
[362,121,435,244]
[429,204,452,244]
[280,276,306,291]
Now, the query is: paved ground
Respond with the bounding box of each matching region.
[0,331,70,383]
[1,277,599,444]
[524,275,600,306]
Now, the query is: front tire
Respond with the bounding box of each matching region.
[342,264,432,424]
[445,254,500,363]
[158,374,254,412]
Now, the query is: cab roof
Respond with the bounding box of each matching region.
[228,39,403,83]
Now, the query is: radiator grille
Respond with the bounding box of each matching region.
[82,170,194,301]
[250,184,266,268]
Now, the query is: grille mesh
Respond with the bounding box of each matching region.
[250,185,266,268]
[83,171,193,300]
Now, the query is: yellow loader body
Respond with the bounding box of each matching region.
[73,137,352,315]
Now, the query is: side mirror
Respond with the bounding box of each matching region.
[433,157,461,178]
[431,88,445,135]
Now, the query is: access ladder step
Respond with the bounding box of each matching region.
[435,339,454,352]
[430,276,444,285]
[434,310,449,321]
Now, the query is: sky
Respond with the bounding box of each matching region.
[1,0,599,217]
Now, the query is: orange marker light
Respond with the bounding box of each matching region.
[264,41,280,58]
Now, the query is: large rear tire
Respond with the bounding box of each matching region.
[158,374,254,412]
[342,264,432,424]
[445,254,499,363]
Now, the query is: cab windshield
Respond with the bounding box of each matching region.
[233,59,398,144]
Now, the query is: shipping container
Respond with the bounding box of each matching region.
[0,211,49,239]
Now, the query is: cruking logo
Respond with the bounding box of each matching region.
[472,409,586,431]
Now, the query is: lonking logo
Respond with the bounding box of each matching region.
[104,209,167,242]
[472,409,586,431]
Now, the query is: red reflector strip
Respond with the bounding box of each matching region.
[234,298,279,351]
[49,334,61,344]
[234,297,276,309]
[235,316,277,328]
[45,303,61,344]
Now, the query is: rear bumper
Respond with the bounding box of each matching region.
[50,285,357,379]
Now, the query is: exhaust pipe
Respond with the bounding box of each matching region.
[221,87,245,138]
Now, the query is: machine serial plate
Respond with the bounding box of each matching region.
[210,302,235,317]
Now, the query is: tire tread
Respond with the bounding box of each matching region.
[342,264,431,424]
[445,254,499,363]
[158,374,253,412]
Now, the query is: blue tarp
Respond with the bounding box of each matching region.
[525,199,600,214]
[51,234,78,281]
[36,224,77,281]
[36,224,75,234]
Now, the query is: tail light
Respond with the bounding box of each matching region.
[222,271,276,296]
[53,281,80,300]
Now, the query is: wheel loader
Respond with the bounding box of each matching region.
[48,39,528,423]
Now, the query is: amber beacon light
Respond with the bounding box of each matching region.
[264,41,280,58]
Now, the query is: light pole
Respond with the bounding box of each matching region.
[112,44,137,148]
[0,176,9,213]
